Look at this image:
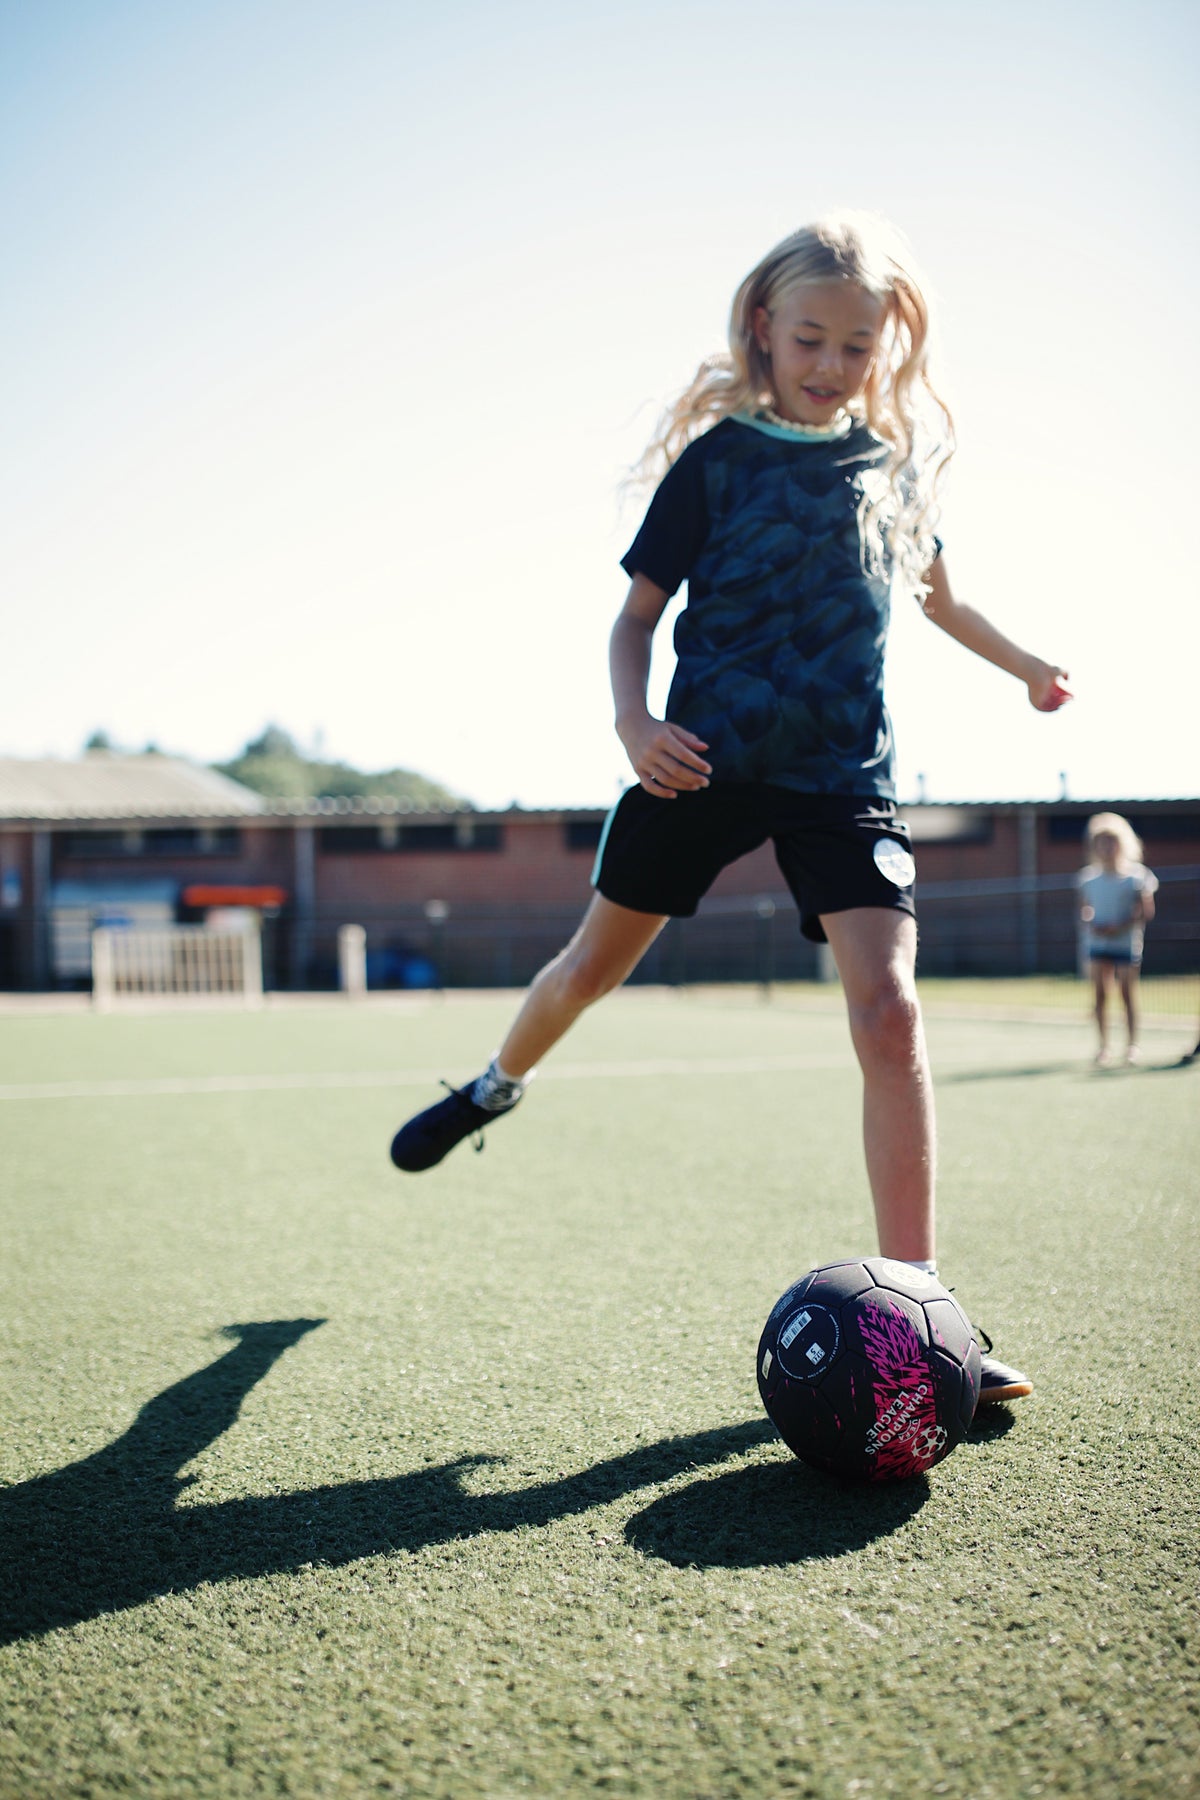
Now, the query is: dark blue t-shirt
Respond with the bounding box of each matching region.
[621,413,902,798]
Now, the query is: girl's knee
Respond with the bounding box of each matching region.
[847,979,924,1066]
[553,942,625,1009]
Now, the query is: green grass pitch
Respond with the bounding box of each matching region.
[0,987,1197,1798]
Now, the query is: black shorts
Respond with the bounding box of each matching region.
[592,783,917,944]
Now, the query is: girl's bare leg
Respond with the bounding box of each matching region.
[820,909,936,1265]
[497,895,669,1078]
[1117,965,1139,1056]
[1091,962,1112,1060]
[391,896,670,1175]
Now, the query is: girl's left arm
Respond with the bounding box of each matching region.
[919,559,1072,712]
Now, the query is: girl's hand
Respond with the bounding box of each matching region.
[1027,663,1072,712]
[619,715,712,798]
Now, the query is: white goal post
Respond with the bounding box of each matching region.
[91,924,263,1009]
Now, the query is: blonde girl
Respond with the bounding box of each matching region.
[1079,813,1158,1066]
[392,213,1072,1404]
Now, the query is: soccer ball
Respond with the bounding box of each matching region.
[757,1259,981,1481]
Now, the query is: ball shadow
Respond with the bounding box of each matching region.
[965,1405,1018,1446]
[624,1453,930,1568]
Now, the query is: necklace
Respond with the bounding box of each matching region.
[759,406,853,442]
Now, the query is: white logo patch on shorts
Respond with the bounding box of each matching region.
[873,838,916,888]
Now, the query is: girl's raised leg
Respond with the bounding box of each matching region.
[391,896,667,1171]
[497,896,670,1077]
[819,909,936,1265]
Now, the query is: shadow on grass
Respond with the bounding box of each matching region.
[624,1459,929,1567]
[936,1062,1081,1085]
[1145,1054,1200,1075]
[625,1401,1017,1569]
[1,1319,785,1646]
[966,1406,1017,1447]
[940,1055,1200,1084]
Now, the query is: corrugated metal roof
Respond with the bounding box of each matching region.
[897,796,1199,810]
[0,755,265,821]
[261,795,473,817]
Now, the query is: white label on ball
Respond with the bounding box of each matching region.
[761,1348,773,1379]
[780,1310,811,1350]
[874,839,916,888]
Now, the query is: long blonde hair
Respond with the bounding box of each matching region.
[1085,812,1144,868]
[634,212,955,597]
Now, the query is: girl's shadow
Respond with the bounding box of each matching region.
[0,1321,782,1645]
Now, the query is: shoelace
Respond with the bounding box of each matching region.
[439,1080,486,1154]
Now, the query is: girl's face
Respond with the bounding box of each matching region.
[1093,832,1121,868]
[754,281,884,426]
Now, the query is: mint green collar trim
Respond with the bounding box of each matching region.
[733,409,854,444]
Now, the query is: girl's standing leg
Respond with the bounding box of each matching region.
[496,895,670,1076]
[1091,961,1113,1063]
[1117,964,1140,1062]
[819,910,936,1265]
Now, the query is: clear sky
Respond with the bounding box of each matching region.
[3,0,1198,809]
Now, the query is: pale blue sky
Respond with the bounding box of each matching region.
[3,0,1198,807]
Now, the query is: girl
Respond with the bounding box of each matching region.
[1078,812,1158,1066]
[391,213,1071,1404]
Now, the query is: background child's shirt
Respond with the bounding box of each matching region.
[1078,863,1159,960]
[621,414,909,798]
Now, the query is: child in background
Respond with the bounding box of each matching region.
[1079,813,1158,1066]
[392,213,1072,1403]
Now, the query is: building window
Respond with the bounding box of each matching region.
[1047,815,1090,844]
[901,807,993,846]
[318,826,384,853]
[565,819,604,851]
[59,827,241,857]
[318,822,505,854]
[1132,814,1200,842]
[1049,812,1200,845]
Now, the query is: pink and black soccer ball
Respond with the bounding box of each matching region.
[757,1259,982,1481]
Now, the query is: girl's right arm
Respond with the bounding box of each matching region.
[610,573,712,799]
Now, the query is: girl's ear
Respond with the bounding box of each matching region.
[752,305,772,354]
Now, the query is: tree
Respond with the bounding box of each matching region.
[213,727,465,806]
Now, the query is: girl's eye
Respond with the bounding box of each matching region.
[846,347,869,358]
[795,338,820,348]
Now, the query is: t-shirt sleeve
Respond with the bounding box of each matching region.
[1138,866,1160,896]
[620,443,710,596]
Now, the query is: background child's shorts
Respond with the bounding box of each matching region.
[592,783,917,944]
[1086,946,1138,966]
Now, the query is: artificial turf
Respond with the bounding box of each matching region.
[0,988,1196,1798]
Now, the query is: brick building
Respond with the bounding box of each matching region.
[0,755,1196,990]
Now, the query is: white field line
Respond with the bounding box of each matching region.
[0,1052,860,1103]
